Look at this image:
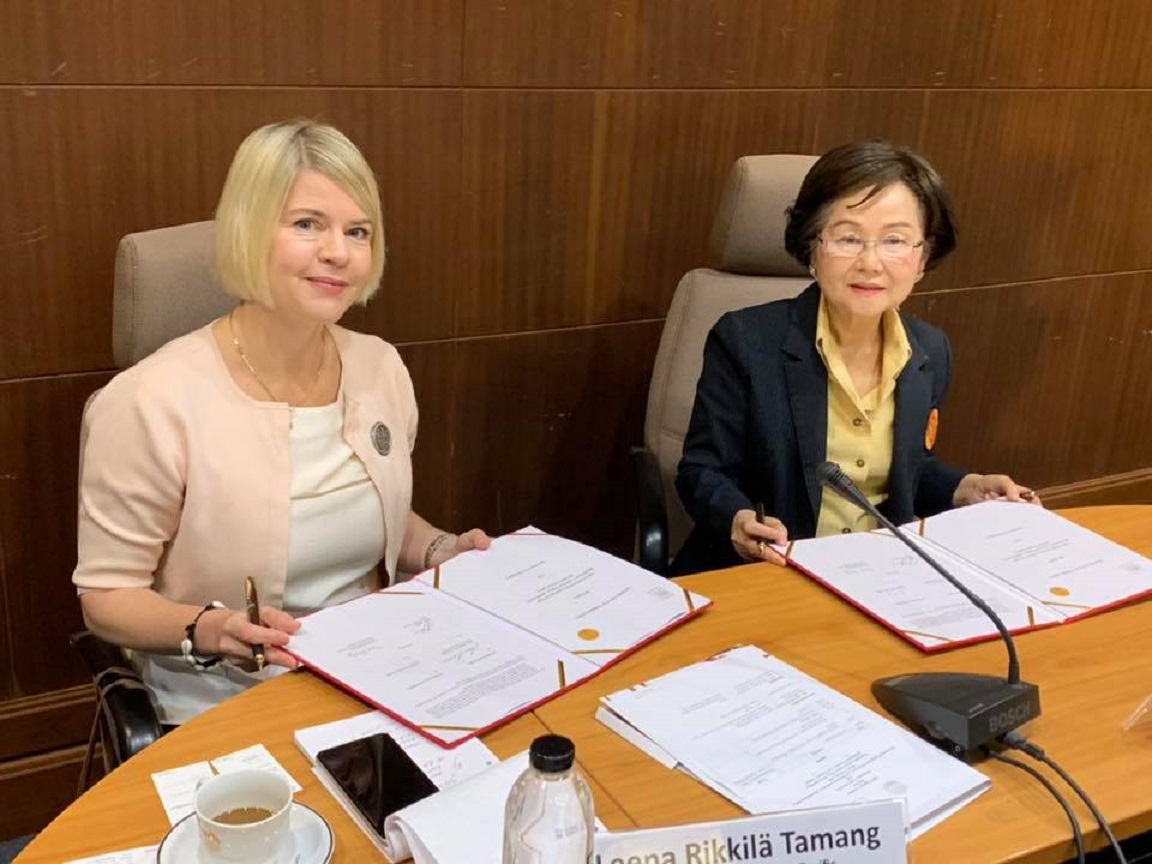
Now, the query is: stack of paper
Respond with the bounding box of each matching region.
[383,754,532,864]
[597,646,989,839]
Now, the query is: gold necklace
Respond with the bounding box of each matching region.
[228,309,328,407]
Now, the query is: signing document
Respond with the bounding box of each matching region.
[598,646,988,839]
[287,527,710,746]
[786,501,1152,651]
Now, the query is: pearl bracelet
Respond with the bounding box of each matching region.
[180,601,225,669]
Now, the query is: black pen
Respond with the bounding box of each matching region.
[245,576,265,670]
[755,503,767,556]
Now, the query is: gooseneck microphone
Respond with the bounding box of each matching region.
[816,461,1040,758]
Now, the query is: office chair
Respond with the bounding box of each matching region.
[633,155,818,575]
[73,221,235,781]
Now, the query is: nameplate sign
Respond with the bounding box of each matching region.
[594,800,906,864]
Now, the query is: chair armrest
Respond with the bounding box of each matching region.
[630,445,670,576]
[70,631,163,766]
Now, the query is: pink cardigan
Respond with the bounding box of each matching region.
[73,324,416,611]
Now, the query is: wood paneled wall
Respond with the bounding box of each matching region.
[1,0,1150,836]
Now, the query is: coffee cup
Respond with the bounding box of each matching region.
[194,769,292,861]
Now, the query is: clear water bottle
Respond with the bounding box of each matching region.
[503,734,594,864]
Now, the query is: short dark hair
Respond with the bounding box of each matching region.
[784,140,957,271]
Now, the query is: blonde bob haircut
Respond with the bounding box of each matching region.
[215,119,385,307]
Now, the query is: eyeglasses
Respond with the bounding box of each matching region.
[817,233,925,262]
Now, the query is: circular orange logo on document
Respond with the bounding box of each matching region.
[924,408,939,451]
[577,628,600,641]
[1050,586,1070,597]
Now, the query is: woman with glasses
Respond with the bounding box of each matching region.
[673,139,1036,576]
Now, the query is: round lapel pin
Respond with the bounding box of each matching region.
[371,421,391,456]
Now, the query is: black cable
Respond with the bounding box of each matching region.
[985,748,1085,864]
[1001,731,1128,864]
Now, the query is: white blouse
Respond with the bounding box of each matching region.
[281,396,387,614]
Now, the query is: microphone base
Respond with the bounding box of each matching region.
[872,672,1040,759]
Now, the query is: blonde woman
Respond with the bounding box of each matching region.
[74,120,489,725]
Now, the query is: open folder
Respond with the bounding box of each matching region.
[286,528,711,746]
[785,501,1152,652]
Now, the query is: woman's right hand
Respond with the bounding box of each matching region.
[731,509,789,565]
[198,606,302,669]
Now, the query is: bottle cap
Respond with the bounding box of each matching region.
[529,734,575,772]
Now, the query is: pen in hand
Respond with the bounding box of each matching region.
[755,502,767,557]
[244,576,265,670]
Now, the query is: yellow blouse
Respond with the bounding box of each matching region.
[814,297,912,536]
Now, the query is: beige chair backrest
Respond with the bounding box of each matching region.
[644,154,819,558]
[83,221,237,453]
[112,220,236,369]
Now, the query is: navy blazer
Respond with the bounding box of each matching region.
[673,283,966,576]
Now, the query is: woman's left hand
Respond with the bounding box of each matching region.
[953,473,1042,507]
[454,529,492,556]
[431,528,492,567]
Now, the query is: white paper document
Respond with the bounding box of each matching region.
[149,761,214,825]
[787,530,1062,648]
[786,501,1152,651]
[599,646,989,839]
[210,743,303,792]
[64,847,159,864]
[384,753,531,864]
[289,581,597,746]
[287,527,710,745]
[419,529,708,664]
[150,746,301,826]
[594,704,679,769]
[915,501,1152,611]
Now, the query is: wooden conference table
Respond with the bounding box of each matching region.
[19,505,1152,864]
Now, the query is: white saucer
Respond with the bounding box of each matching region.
[157,802,334,864]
